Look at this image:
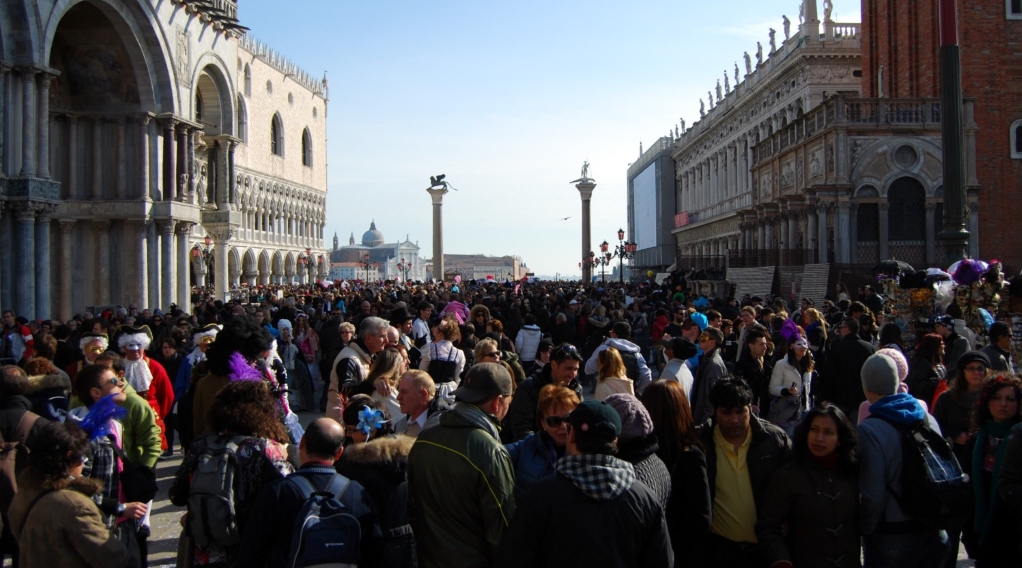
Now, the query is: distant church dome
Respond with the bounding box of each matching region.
[361,220,385,247]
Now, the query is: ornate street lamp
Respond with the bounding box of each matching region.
[396,257,411,281]
[610,228,637,284]
[305,247,314,283]
[191,235,215,288]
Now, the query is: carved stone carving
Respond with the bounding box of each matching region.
[809,149,823,178]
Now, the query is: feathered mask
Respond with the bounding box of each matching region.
[779,319,801,344]
[228,352,265,382]
[79,395,128,440]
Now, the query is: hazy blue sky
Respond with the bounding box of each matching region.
[239,0,859,278]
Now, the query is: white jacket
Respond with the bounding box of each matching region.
[768,356,812,406]
[515,325,543,362]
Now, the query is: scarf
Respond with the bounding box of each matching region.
[972,420,1014,544]
[123,357,154,392]
[554,453,635,501]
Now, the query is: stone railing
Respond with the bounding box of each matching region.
[753,96,943,164]
[825,22,861,41]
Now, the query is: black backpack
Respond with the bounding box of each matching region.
[618,350,641,382]
[286,473,361,568]
[868,415,972,530]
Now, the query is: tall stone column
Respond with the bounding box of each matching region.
[186,128,196,202]
[817,203,829,263]
[788,211,800,249]
[575,181,596,283]
[19,68,37,178]
[58,220,75,320]
[158,221,175,309]
[147,223,160,309]
[807,207,818,262]
[209,227,233,303]
[36,72,53,180]
[134,221,148,310]
[176,222,194,311]
[94,220,111,305]
[162,120,175,201]
[878,203,890,260]
[34,206,54,319]
[836,202,851,263]
[116,117,127,198]
[0,66,7,177]
[227,140,236,205]
[757,219,765,250]
[426,187,449,281]
[138,116,151,199]
[765,218,774,249]
[14,204,38,319]
[848,204,858,263]
[67,116,78,198]
[176,124,188,202]
[91,118,102,199]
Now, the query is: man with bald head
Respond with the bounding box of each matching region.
[234,418,383,566]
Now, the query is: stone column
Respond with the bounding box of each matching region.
[162,120,175,201]
[788,211,800,250]
[147,223,159,310]
[803,0,821,42]
[158,221,175,309]
[227,141,236,205]
[968,197,980,260]
[36,72,53,180]
[817,203,829,263]
[91,118,102,199]
[0,66,7,176]
[925,202,936,264]
[134,221,148,310]
[14,204,38,319]
[175,124,187,202]
[94,220,111,305]
[67,116,78,198]
[176,222,194,311]
[878,203,890,260]
[807,207,818,262]
[835,202,851,262]
[575,181,596,283]
[186,128,196,202]
[848,204,858,263]
[116,117,127,199]
[58,220,75,320]
[138,116,150,199]
[765,218,775,249]
[757,219,765,250]
[34,206,53,319]
[427,187,449,281]
[779,214,790,249]
[19,68,37,178]
[212,230,232,303]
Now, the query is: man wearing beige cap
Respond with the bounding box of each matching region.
[408,362,517,568]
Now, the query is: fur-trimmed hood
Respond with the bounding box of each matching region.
[338,434,414,485]
[26,373,71,396]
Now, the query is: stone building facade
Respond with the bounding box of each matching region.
[671,7,863,262]
[328,222,425,282]
[0,0,328,320]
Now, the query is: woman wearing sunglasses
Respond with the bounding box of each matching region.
[504,385,580,500]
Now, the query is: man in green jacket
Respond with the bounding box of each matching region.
[408,362,516,568]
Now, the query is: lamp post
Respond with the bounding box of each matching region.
[191,235,215,288]
[581,252,599,282]
[360,253,378,283]
[396,257,411,281]
[610,228,637,284]
[297,253,307,285]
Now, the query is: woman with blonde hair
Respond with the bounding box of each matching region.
[419,316,465,404]
[595,346,634,400]
[368,347,407,421]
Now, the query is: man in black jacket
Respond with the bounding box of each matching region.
[234,418,383,567]
[0,365,47,566]
[822,317,877,419]
[698,378,791,568]
[496,401,673,568]
[504,343,584,442]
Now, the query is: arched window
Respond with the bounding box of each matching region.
[243,64,252,97]
[237,95,248,143]
[1011,119,1022,158]
[887,177,927,264]
[302,128,313,167]
[271,113,284,157]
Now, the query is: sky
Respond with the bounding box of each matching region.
[238,0,861,278]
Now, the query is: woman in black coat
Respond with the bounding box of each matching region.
[756,403,861,568]
[640,380,711,563]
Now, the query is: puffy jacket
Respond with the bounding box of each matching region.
[584,338,652,394]
[505,431,564,500]
[408,402,515,568]
[504,364,583,442]
[698,415,792,510]
[514,325,543,363]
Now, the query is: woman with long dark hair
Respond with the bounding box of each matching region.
[906,333,946,407]
[967,375,1022,566]
[640,380,710,563]
[757,404,860,567]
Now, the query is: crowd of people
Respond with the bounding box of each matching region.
[1,273,1022,567]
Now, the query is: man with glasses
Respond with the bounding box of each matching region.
[408,363,516,568]
[821,317,876,420]
[505,343,585,442]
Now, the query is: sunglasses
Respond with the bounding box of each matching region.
[105,376,123,388]
[552,344,580,358]
[964,365,987,373]
[484,351,500,358]
[543,415,569,427]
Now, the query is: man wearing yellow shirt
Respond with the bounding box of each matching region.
[698,378,792,567]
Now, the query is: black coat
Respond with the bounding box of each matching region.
[823,335,877,413]
[494,468,673,568]
[232,464,384,568]
[503,365,582,442]
[698,415,792,512]
[756,458,861,567]
[659,445,711,563]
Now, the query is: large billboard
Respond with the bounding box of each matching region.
[632,163,657,251]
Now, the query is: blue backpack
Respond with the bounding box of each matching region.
[286,473,362,568]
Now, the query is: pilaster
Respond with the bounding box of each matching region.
[94,219,112,305]
[58,219,75,320]
[176,221,195,311]
[19,67,37,178]
[34,204,55,319]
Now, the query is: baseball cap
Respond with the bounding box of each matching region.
[932,314,955,329]
[566,401,622,446]
[452,363,514,403]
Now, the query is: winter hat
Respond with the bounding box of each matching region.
[689,312,708,331]
[604,394,654,442]
[957,350,991,373]
[668,337,697,360]
[861,352,900,396]
[877,348,909,382]
[566,401,621,446]
[278,319,293,332]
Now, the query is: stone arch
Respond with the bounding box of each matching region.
[284,251,297,280]
[194,63,232,136]
[236,94,247,142]
[270,112,284,156]
[43,0,175,112]
[258,249,270,284]
[271,250,284,279]
[228,246,241,286]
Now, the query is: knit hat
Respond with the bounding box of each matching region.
[604,394,654,442]
[668,337,697,360]
[566,401,621,446]
[861,352,900,395]
[876,347,909,382]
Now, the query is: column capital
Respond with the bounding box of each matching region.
[156,219,175,234]
[426,187,448,205]
[13,202,45,222]
[133,218,151,232]
[93,218,112,233]
[924,202,937,212]
[35,203,57,222]
[175,220,196,235]
[575,182,596,201]
[58,218,76,233]
[878,202,890,212]
[205,224,236,243]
